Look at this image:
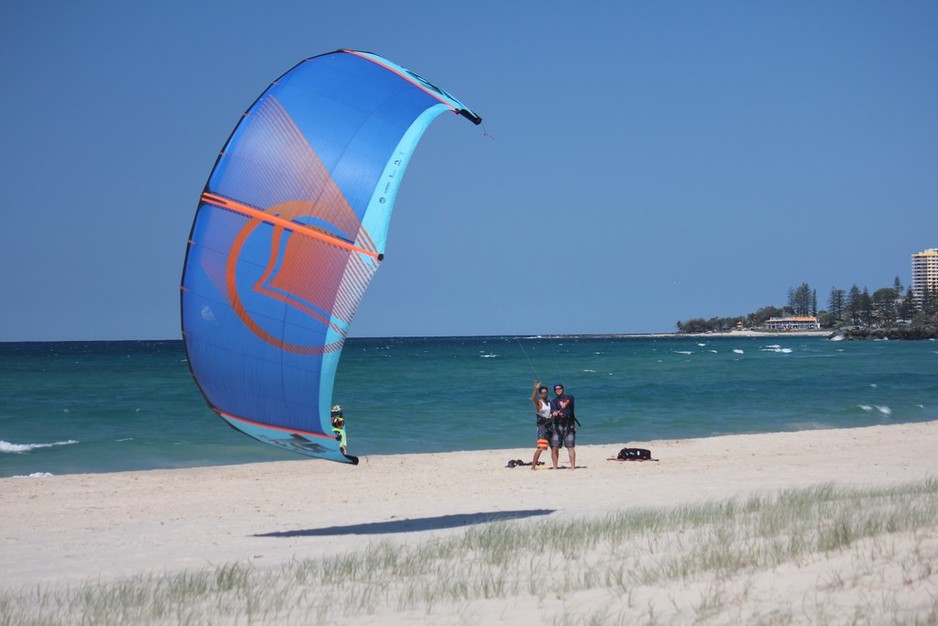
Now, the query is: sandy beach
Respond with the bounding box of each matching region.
[3,421,938,623]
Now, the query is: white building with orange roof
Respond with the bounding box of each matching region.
[764,316,821,331]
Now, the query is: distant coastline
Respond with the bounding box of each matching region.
[666,329,831,339]
[670,328,938,340]
[559,330,829,340]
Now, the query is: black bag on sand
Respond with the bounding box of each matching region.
[617,447,654,461]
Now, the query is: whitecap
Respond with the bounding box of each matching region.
[479,353,499,358]
[875,405,892,415]
[858,405,873,412]
[673,351,694,355]
[761,347,793,354]
[12,472,54,478]
[0,440,79,454]
[732,349,744,354]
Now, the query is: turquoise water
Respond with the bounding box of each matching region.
[1,336,936,477]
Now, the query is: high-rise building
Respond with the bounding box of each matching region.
[911,248,938,307]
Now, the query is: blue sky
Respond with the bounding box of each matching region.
[2,1,936,341]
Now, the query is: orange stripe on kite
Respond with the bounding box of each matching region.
[201,192,381,261]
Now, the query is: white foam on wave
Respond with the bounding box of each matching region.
[673,351,694,355]
[479,353,499,358]
[762,347,793,353]
[0,440,78,454]
[12,472,54,478]
[856,404,891,416]
[733,349,744,354]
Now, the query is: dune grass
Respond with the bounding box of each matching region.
[3,479,938,625]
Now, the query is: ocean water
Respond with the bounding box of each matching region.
[1,335,936,477]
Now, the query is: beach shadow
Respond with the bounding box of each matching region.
[253,508,555,538]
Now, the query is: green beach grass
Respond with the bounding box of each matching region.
[3,479,937,625]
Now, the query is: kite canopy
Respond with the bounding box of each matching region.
[180,50,481,464]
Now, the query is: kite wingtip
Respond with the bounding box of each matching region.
[459,109,483,125]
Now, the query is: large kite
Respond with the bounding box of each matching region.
[180,50,481,464]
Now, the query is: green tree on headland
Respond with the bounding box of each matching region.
[828,288,846,322]
[787,283,812,316]
[872,287,898,326]
[898,287,916,321]
[846,285,865,326]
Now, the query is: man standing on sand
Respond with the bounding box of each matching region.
[331,404,347,455]
[550,383,577,470]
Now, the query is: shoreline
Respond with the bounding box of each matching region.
[3,420,937,591]
[5,416,927,480]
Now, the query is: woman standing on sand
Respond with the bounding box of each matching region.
[530,381,554,469]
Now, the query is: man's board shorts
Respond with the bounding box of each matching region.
[549,420,576,448]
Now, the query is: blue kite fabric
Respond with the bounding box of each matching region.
[180,50,481,464]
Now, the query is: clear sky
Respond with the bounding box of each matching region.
[2,1,936,341]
